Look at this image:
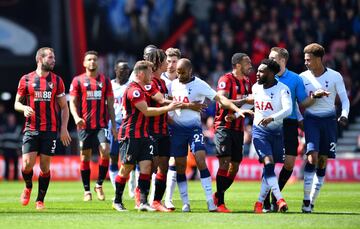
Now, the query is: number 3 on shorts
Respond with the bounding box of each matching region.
[51,140,56,154]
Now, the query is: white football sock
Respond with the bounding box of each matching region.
[310,174,325,205]
[266,176,283,201]
[109,169,118,190]
[165,169,177,203]
[200,176,213,201]
[177,180,189,205]
[258,177,270,203]
[303,171,315,201]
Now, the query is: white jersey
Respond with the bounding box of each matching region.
[169,77,217,128]
[111,79,129,123]
[161,72,173,92]
[300,68,350,118]
[252,81,292,132]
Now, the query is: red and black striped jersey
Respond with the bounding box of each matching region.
[214,72,252,131]
[147,77,168,136]
[119,82,150,139]
[17,71,65,132]
[69,73,113,130]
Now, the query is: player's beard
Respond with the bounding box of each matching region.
[42,62,54,71]
[242,67,252,76]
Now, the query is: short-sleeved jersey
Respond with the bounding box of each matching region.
[276,68,307,119]
[69,73,113,130]
[148,77,169,136]
[118,82,149,139]
[252,81,292,133]
[214,72,252,131]
[17,71,65,132]
[300,68,349,117]
[111,79,129,123]
[169,77,217,131]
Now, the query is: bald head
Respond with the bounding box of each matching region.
[176,58,193,83]
[177,58,192,70]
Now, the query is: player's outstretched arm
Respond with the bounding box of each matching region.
[151,92,173,105]
[135,100,181,117]
[181,101,207,112]
[214,94,253,117]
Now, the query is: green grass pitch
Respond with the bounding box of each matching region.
[0,181,359,228]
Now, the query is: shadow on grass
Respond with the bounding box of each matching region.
[2,209,360,216]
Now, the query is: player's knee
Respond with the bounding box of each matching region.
[39,164,50,173]
[307,152,318,165]
[119,164,134,177]
[110,155,118,164]
[218,157,230,169]
[100,153,110,160]
[22,162,33,172]
[318,156,327,169]
[196,159,207,171]
[228,162,239,176]
[284,159,295,171]
[175,158,186,174]
[80,149,92,161]
[158,161,169,174]
[99,143,110,155]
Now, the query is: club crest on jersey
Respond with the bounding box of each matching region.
[219,82,226,89]
[133,90,140,98]
[48,82,53,89]
[221,145,226,152]
[144,85,152,91]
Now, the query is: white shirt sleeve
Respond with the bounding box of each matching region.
[335,76,350,118]
[199,79,217,100]
[271,87,293,121]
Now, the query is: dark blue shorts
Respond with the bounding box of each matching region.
[283,118,299,156]
[304,113,337,158]
[170,127,205,157]
[252,126,284,163]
